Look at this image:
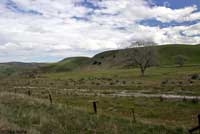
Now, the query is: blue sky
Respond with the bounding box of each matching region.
[0,0,199,62]
[153,0,200,9]
[139,0,200,28]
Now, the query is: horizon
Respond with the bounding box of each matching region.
[0,0,200,62]
[0,43,199,63]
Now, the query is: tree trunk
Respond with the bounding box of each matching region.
[140,68,145,76]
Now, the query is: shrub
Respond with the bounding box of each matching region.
[97,62,102,65]
[110,82,115,85]
[191,73,200,80]
[161,80,168,85]
[122,81,126,85]
[192,98,199,104]
[92,61,98,65]
[174,55,188,67]
[92,61,102,65]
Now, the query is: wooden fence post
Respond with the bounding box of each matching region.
[27,90,31,96]
[49,93,52,104]
[131,108,136,123]
[93,101,97,114]
[198,114,200,134]
[183,96,187,102]
[159,96,164,102]
[14,88,16,100]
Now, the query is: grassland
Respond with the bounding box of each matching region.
[157,45,200,65]
[41,44,200,72]
[0,93,188,134]
[0,45,200,134]
[41,57,90,73]
[0,65,200,134]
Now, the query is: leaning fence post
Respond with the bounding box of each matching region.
[49,93,52,104]
[93,101,97,114]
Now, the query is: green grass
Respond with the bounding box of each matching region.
[45,66,200,80]
[39,45,200,73]
[0,62,41,77]
[55,95,200,128]
[0,53,199,134]
[158,45,200,65]
[0,45,199,76]
[41,57,90,72]
[0,66,199,131]
[0,93,188,134]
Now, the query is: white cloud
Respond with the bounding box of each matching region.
[0,0,199,62]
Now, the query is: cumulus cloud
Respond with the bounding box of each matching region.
[0,0,199,62]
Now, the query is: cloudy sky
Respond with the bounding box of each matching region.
[0,0,200,62]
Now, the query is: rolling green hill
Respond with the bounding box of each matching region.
[41,57,91,72]
[91,44,200,68]
[0,45,199,75]
[158,45,200,65]
[43,44,200,72]
[0,62,43,77]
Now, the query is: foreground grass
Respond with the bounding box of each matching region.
[0,66,199,133]
[55,95,200,128]
[0,92,187,134]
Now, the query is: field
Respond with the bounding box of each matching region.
[0,65,200,134]
[1,0,200,132]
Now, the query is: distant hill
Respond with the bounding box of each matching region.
[0,44,199,76]
[42,44,200,72]
[41,57,90,72]
[0,62,44,77]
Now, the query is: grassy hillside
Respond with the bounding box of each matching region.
[158,45,200,65]
[0,62,43,77]
[0,45,199,75]
[43,44,200,72]
[41,57,90,72]
[91,44,200,68]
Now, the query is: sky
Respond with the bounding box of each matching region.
[0,0,200,62]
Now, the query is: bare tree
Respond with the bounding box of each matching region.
[131,42,158,76]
